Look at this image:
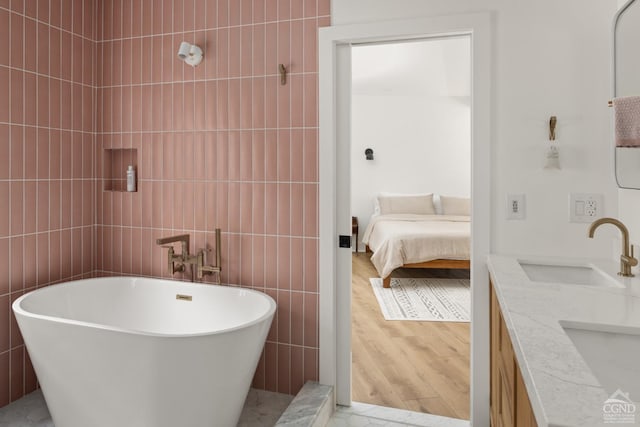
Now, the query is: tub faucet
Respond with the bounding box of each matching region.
[588,217,638,277]
[156,234,192,275]
[156,231,223,283]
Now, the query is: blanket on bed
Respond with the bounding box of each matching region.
[362,214,471,279]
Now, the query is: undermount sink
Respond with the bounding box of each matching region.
[560,320,640,398]
[518,261,624,288]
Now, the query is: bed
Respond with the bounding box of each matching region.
[361,194,471,288]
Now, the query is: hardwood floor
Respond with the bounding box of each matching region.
[351,252,471,420]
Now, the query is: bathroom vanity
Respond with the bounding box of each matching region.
[488,255,640,427]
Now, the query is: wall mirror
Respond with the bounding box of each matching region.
[614,0,640,188]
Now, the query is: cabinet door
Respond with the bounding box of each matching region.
[498,363,515,427]
[516,367,538,427]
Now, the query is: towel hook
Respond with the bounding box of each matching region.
[549,116,557,141]
[279,64,287,85]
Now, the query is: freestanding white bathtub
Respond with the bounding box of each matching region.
[12,277,276,427]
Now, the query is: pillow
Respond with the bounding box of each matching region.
[377,194,436,215]
[440,196,471,216]
[374,192,437,215]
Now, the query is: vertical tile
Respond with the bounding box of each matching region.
[0,68,8,123]
[304,184,317,237]
[304,238,317,293]
[10,13,23,69]
[0,183,8,238]
[303,129,318,182]
[10,347,23,402]
[265,183,277,235]
[291,290,303,344]
[303,347,318,383]
[0,352,8,407]
[10,182,23,235]
[37,22,49,76]
[277,0,290,20]
[10,237,23,292]
[303,292,318,347]
[240,77,253,130]
[264,342,277,392]
[277,236,290,290]
[303,0,316,18]
[37,232,49,286]
[0,244,8,295]
[291,346,304,394]
[290,129,303,181]
[265,236,277,289]
[303,73,318,127]
[277,130,290,181]
[0,125,7,180]
[277,288,291,343]
[303,18,317,73]
[23,235,37,287]
[252,235,265,288]
[253,0,265,24]
[240,234,253,285]
[277,344,290,394]
[0,9,9,66]
[37,182,49,233]
[277,183,290,236]
[10,72,23,126]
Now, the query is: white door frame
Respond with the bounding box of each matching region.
[318,14,492,426]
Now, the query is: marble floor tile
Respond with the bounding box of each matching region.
[0,389,293,427]
[327,402,470,427]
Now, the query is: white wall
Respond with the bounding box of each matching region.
[351,94,470,250]
[335,0,620,258]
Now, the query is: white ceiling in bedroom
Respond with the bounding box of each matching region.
[351,35,471,98]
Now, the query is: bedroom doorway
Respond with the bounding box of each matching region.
[318,14,492,426]
[349,36,472,420]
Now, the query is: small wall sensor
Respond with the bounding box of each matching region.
[177,41,203,67]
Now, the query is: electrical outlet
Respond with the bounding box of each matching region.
[569,193,604,223]
[507,194,525,220]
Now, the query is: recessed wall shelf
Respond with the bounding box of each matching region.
[103,148,138,192]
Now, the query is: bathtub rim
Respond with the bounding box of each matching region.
[12,277,277,338]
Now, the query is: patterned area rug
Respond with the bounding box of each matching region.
[369,277,470,322]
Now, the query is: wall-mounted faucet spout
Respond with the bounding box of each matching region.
[156,234,192,277]
[588,217,638,277]
[156,234,190,251]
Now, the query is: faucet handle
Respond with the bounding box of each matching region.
[630,245,639,266]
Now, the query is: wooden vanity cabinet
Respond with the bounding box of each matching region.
[490,281,538,427]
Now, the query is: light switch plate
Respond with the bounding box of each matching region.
[569,193,604,223]
[507,194,526,220]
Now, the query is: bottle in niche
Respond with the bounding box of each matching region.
[126,165,136,192]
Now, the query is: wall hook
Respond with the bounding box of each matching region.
[549,116,557,141]
[279,64,287,85]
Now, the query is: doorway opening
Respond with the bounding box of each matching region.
[350,36,472,420]
[318,14,492,426]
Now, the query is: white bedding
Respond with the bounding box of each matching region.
[362,214,471,279]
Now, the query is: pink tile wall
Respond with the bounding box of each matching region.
[0,1,96,406]
[95,0,330,396]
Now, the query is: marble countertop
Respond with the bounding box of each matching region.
[487,255,640,427]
